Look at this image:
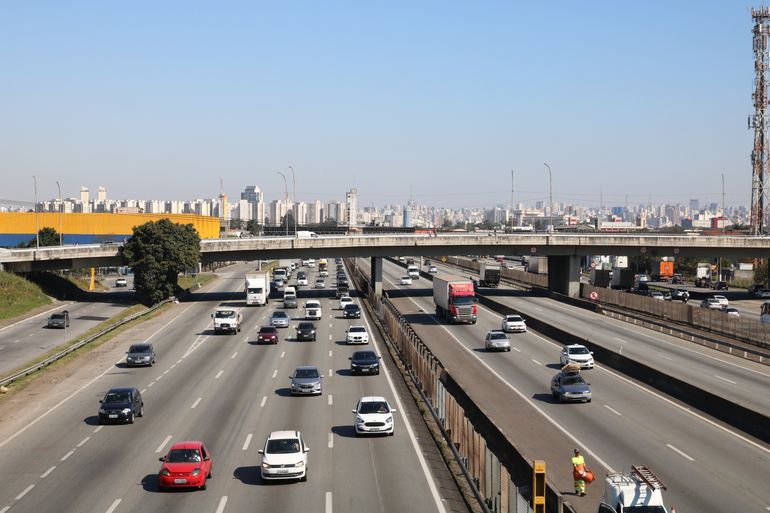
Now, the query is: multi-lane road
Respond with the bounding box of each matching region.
[0,263,459,513]
[367,257,770,513]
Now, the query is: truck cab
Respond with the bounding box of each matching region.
[211,307,242,335]
[407,265,420,279]
[598,466,668,513]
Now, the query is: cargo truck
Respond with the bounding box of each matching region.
[597,465,668,513]
[478,263,501,287]
[658,261,674,281]
[433,274,477,324]
[244,271,270,306]
[527,256,548,274]
[610,268,634,290]
[407,265,420,279]
[589,268,611,288]
[695,262,712,287]
[211,306,242,335]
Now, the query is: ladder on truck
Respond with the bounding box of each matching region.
[631,465,667,490]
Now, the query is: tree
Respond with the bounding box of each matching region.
[16,226,61,248]
[245,220,262,236]
[121,219,201,306]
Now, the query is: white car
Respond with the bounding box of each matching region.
[352,396,396,436]
[400,276,412,285]
[701,298,722,309]
[723,307,741,318]
[314,279,326,289]
[305,300,322,320]
[501,314,527,333]
[338,295,354,310]
[428,265,438,274]
[319,269,329,277]
[346,325,369,344]
[559,344,595,369]
[484,330,511,352]
[712,295,729,307]
[297,276,308,286]
[258,430,309,481]
[649,291,665,301]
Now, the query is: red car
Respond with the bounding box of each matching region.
[257,326,279,344]
[158,441,213,491]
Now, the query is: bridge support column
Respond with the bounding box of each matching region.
[547,255,581,297]
[370,257,383,298]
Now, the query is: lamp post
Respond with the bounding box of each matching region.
[289,165,297,236]
[56,180,63,246]
[543,163,553,233]
[33,175,39,249]
[277,172,289,235]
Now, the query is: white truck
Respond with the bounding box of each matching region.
[477,263,501,287]
[407,265,420,279]
[597,466,668,513]
[211,306,242,335]
[245,271,270,306]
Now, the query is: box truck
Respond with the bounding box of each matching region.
[245,271,270,306]
[433,274,477,324]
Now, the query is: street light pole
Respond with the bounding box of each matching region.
[543,163,553,232]
[277,172,289,235]
[33,175,39,249]
[56,181,63,246]
[289,165,297,236]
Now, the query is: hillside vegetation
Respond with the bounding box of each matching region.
[0,271,52,321]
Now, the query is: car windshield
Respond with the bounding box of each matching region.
[247,287,263,294]
[353,351,377,361]
[489,333,507,340]
[349,327,366,333]
[298,323,314,330]
[402,276,410,280]
[103,391,129,403]
[259,327,276,334]
[129,345,151,353]
[51,313,65,320]
[345,305,359,311]
[167,449,201,463]
[570,347,590,355]
[453,296,476,306]
[359,401,390,414]
[506,316,523,322]
[266,439,301,454]
[215,310,236,318]
[562,376,586,386]
[272,312,288,319]
[306,302,320,308]
[294,368,319,378]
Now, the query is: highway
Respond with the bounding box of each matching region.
[0,276,135,378]
[0,263,457,513]
[366,257,770,513]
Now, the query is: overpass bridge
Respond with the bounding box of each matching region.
[2,233,768,296]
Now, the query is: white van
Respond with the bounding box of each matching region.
[297,231,319,239]
[283,287,298,309]
[407,265,420,279]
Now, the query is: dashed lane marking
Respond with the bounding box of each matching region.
[325,492,332,513]
[93,426,104,433]
[603,405,622,416]
[231,352,238,359]
[215,370,224,379]
[191,398,202,409]
[280,351,286,359]
[105,499,122,513]
[155,435,172,453]
[243,433,253,451]
[40,466,56,478]
[328,394,333,405]
[60,450,75,462]
[666,443,695,461]
[215,496,228,513]
[260,396,267,408]
[76,436,90,448]
[15,485,34,501]
[272,369,277,379]
[328,433,333,448]
[715,375,737,385]
[531,359,542,366]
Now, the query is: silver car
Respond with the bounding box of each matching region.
[125,343,156,367]
[290,366,323,395]
[484,330,511,352]
[47,310,70,328]
[270,310,290,328]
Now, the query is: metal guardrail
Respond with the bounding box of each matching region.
[0,298,172,388]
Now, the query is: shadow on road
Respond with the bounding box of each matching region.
[233,466,261,486]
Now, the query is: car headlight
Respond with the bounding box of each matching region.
[122,408,132,414]
[191,468,201,476]
[262,462,271,469]
[385,416,393,424]
[356,415,364,423]
[99,408,106,414]
[161,468,170,476]
[293,461,305,468]
[351,363,359,367]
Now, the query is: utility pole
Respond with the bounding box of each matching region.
[750,7,770,234]
[277,172,289,235]
[289,166,297,236]
[33,175,39,249]
[56,181,63,246]
[510,169,515,227]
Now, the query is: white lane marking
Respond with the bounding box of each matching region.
[531,359,542,366]
[140,388,147,394]
[147,382,155,388]
[329,334,333,340]
[60,450,75,462]
[260,396,267,408]
[614,337,626,343]
[328,433,333,448]
[163,369,170,375]
[243,433,253,451]
[603,405,622,416]
[362,307,448,513]
[328,350,333,357]
[105,499,122,513]
[40,466,56,478]
[76,436,90,448]
[155,435,173,453]
[511,346,521,352]
[657,353,673,361]
[0,506,9,513]
[215,370,224,379]
[93,426,104,433]
[231,352,238,359]
[329,368,333,378]
[191,398,202,409]
[715,375,737,385]
[176,359,183,364]
[170,364,176,370]
[155,374,163,383]
[15,484,34,501]
[243,336,250,342]
[328,394,333,405]
[325,492,333,513]
[215,496,228,513]
[272,369,278,379]
[280,351,286,359]
[329,323,333,328]
[666,443,695,461]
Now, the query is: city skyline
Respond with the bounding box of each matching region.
[0,2,758,208]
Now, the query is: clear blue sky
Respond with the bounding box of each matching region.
[0,1,760,209]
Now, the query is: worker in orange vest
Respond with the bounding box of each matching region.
[572,448,587,496]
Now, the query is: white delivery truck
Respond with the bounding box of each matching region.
[211,306,242,335]
[597,466,668,513]
[407,265,420,279]
[245,271,270,306]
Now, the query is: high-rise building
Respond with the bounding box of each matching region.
[97,186,107,202]
[689,199,700,213]
[345,188,358,227]
[307,200,324,224]
[326,201,342,222]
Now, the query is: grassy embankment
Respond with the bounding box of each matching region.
[0,271,52,322]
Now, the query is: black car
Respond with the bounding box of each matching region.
[47,310,70,328]
[668,289,690,302]
[343,303,361,319]
[98,387,143,424]
[712,281,729,290]
[336,285,350,299]
[296,322,317,341]
[349,350,381,375]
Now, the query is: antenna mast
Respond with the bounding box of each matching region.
[750,7,770,234]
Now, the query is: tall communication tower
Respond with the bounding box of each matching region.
[750,7,770,234]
